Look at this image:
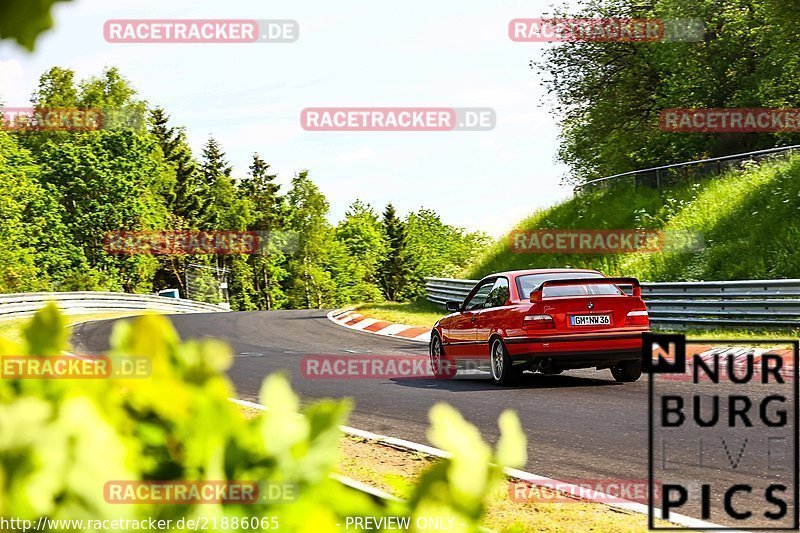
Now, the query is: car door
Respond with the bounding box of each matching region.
[474,277,510,359]
[444,279,495,358]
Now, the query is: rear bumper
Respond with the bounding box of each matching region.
[504,330,646,369]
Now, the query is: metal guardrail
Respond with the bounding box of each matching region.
[574,144,800,194]
[0,291,229,321]
[425,277,800,329]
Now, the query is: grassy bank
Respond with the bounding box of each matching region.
[464,156,800,282]
[0,311,151,345]
[338,434,667,532]
[355,299,445,328]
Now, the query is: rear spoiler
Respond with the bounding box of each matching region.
[530,277,641,301]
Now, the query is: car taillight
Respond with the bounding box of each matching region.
[523,314,554,329]
[625,309,649,327]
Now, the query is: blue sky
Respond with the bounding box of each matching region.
[0,0,577,237]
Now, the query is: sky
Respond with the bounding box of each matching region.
[0,0,578,237]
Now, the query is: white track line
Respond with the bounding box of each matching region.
[229,398,729,529]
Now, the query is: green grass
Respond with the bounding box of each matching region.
[0,311,152,346]
[463,155,800,283]
[355,299,445,328]
[661,327,799,342]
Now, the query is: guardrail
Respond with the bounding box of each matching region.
[0,291,229,321]
[574,144,800,194]
[425,277,800,329]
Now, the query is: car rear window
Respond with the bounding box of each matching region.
[516,272,621,299]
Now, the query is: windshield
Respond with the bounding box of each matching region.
[516,272,622,299]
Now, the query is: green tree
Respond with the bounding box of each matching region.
[31,66,78,107]
[378,203,411,301]
[329,200,387,303]
[0,132,73,291]
[195,137,255,310]
[284,171,335,308]
[403,209,489,299]
[26,68,171,292]
[539,0,800,183]
[148,107,203,294]
[239,153,288,310]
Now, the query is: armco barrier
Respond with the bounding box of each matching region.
[574,144,800,194]
[0,291,228,321]
[425,277,800,329]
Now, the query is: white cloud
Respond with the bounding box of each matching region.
[0,59,26,103]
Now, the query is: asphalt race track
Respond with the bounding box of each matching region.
[72,310,797,528]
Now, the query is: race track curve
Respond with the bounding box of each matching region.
[71,309,796,528]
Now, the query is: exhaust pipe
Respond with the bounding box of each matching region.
[538,358,552,371]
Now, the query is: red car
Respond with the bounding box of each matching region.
[429,269,649,385]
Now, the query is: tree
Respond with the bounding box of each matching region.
[403,209,489,299]
[198,136,239,229]
[28,68,171,293]
[31,66,78,107]
[539,0,800,183]
[239,153,288,310]
[284,171,335,308]
[378,203,411,301]
[334,200,387,303]
[0,132,74,291]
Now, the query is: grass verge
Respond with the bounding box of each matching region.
[239,406,662,531]
[355,299,445,329]
[0,310,153,345]
[463,155,800,283]
[337,434,668,532]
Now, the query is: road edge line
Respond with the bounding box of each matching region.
[229,398,730,530]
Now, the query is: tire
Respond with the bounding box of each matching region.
[430,333,456,379]
[490,338,521,386]
[611,360,642,382]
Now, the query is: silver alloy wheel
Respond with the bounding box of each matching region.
[430,336,442,374]
[491,340,504,381]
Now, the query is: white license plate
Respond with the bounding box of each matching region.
[570,314,611,326]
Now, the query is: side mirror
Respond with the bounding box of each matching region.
[529,289,542,303]
[446,301,461,312]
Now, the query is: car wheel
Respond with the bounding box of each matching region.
[611,360,642,382]
[430,333,456,379]
[490,338,520,385]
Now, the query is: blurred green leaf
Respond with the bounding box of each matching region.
[0,0,73,51]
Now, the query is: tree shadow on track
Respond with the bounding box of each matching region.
[390,371,623,392]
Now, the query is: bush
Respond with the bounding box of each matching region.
[0,304,526,531]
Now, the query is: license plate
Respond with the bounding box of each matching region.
[570,314,611,326]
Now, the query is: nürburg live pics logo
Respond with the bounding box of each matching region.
[644,332,799,530]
